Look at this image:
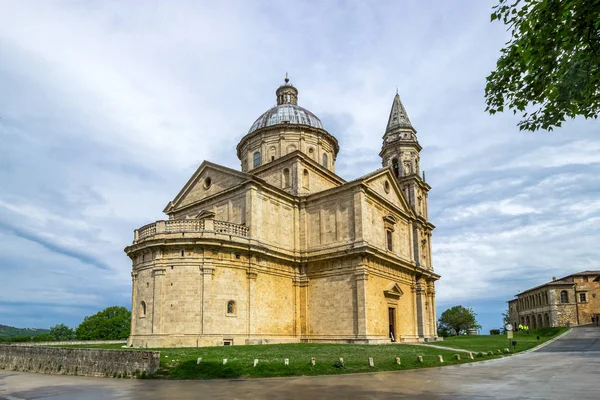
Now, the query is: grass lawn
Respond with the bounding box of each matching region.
[441,327,567,353]
[53,342,494,379]
[51,327,566,379]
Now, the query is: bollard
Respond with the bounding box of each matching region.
[284,358,289,365]
[417,355,423,363]
[454,354,460,360]
[368,357,374,367]
[437,355,444,363]
[468,352,474,359]
[253,359,259,367]
[339,357,344,366]
[223,359,228,365]
[395,357,401,365]
[197,357,203,364]
[311,357,316,366]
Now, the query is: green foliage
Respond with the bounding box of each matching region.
[486,0,600,131]
[0,324,50,339]
[501,310,510,328]
[49,323,75,341]
[438,305,481,336]
[75,306,131,340]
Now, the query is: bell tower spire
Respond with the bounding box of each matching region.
[380,90,433,271]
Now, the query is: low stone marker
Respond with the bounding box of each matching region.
[503,348,510,354]
[311,357,316,366]
[437,355,444,363]
[222,359,228,365]
[253,359,258,367]
[454,354,460,360]
[496,349,502,354]
[197,357,203,364]
[339,357,344,366]
[284,358,289,365]
[468,352,474,359]
[395,357,401,365]
[368,357,374,367]
[417,355,423,363]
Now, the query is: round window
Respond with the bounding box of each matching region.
[204,177,212,189]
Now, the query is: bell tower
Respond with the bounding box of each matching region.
[380,91,433,270]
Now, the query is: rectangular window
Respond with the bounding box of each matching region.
[579,293,587,303]
[386,230,393,251]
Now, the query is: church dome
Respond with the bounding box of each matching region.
[237,75,338,173]
[248,103,324,134]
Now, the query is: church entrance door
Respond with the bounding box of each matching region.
[388,307,396,342]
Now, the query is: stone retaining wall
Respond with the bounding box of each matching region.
[5,340,127,347]
[0,345,160,378]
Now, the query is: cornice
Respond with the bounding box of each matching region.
[236,124,340,158]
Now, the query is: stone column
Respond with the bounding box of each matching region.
[151,268,166,334]
[415,280,427,338]
[354,263,369,339]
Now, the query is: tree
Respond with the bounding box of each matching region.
[75,306,131,340]
[438,306,481,336]
[485,0,600,131]
[501,310,510,333]
[49,323,74,341]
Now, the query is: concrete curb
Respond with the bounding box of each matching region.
[400,343,477,354]
[511,328,572,355]
[401,328,572,358]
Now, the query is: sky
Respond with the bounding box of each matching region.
[0,0,598,335]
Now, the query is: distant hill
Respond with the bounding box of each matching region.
[0,324,50,338]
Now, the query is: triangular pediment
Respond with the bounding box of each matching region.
[361,169,413,216]
[165,161,251,213]
[384,283,404,299]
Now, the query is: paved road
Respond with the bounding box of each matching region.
[1,326,598,400]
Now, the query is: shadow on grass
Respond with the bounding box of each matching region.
[165,361,244,380]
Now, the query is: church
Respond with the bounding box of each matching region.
[125,76,440,347]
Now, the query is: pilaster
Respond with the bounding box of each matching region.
[247,268,258,336]
[200,265,214,335]
[151,268,166,334]
[130,271,138,341]
[415,280,427,338]
[354,264,369,338]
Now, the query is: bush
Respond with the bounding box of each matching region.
[489,329,501,335]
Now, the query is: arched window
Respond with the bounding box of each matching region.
[140,301,146,317]
[227,300,235,315]
[560,290,569,304]
[392,158,399,178]
[283,168,290,188]
[253,151,261,168]
[322,153,328,168]
[302,169,309,189]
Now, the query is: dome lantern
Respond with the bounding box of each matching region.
[276,73,298,105]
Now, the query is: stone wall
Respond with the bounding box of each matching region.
[7,340,126,347]
[0,345,160,378]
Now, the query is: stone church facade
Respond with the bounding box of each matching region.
[125,77,440,348]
